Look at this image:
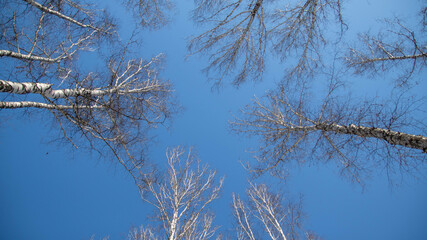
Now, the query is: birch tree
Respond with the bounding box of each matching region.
[188,0,343,87]
[232,182,319,240]
[0,0,176,178]
[231,79,427,184]
[136,146,224,240]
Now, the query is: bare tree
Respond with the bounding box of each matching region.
[136,146,224,240]
[345,18,427,87]
[232,182,318,240]
[0,0,177,179]
[188,0,344,87]
[231,78,427,184]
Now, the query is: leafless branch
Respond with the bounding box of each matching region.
[122,0,173,30]
[189,0,344,87]
[128,225,159,240]
[270,0,344,78]
[189,0,267,87]
[1,0,116,83]
[23,0,114,34]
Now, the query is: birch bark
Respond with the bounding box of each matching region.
[0,80,157,100]
[0,50,65,63]
[0,101,101,109]
[315,123,427,153]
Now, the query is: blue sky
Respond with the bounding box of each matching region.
[1,0,427,239]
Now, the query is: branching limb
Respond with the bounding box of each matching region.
[270,0,344,78]
[23,0,113,33]
[122,0,173,29]
[189,0,267,87]
[345,19,426,86]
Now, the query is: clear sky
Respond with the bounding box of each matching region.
[1,0,426,240]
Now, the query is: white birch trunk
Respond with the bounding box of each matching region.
[169,211,179,240]
[316,123,427,153]
[0,101,102,109]
[0,50,63,62]
[0,79,124,99]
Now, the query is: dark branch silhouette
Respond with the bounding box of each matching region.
[122,0,173,29]
[189,0,267,87]
[189,0,344,87]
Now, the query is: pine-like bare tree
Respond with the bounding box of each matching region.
[136,146,224,240]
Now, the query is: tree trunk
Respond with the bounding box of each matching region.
[316,123,427,153]
[0,80,119,99]
[0,101,102,109]
[169,207,179,240]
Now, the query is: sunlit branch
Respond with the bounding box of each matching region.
[23,0,109,33]
[232,182,309,240]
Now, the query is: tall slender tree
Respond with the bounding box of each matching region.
[135,146,224,240]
